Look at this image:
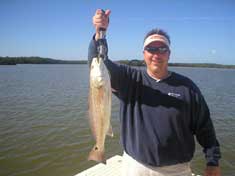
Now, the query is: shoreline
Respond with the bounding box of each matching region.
[1,57,235,69]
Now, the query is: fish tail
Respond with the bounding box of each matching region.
[88,145,106,164]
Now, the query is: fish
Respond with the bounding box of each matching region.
[88,57,113,164]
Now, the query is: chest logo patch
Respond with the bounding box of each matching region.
[168,92,181,98]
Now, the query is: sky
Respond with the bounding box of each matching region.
[0,0,235,64]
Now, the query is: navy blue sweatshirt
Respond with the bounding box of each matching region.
[88,37,221,167]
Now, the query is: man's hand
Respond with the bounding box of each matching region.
[204,166,221,176]
[92,9,111,40]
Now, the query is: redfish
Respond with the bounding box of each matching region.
[88,57,113,163]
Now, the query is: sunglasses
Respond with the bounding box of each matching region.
[144,46,169,54]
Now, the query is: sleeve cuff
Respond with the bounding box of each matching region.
[203,144,221,167]
[207,161,219,166]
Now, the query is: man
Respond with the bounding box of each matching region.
[88,9,221,176]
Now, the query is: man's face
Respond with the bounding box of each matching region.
[143,41,170,75]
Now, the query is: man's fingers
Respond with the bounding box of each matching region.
[95,9,104,15]
[105,9,111,17]
[95,9,111,17]
[93,9,110,32]
[93,18,104,23]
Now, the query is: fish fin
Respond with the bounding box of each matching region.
[88,145,106,164]
[106,125,114,137]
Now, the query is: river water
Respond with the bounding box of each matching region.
[0,64,234,176]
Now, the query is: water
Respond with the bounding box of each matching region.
[0,64,234,176]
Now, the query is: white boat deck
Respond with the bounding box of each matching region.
[75,155,122,176]
[75,155,201,176]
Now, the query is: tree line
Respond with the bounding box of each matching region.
[0,56,86,65]
[0,56,234,69]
